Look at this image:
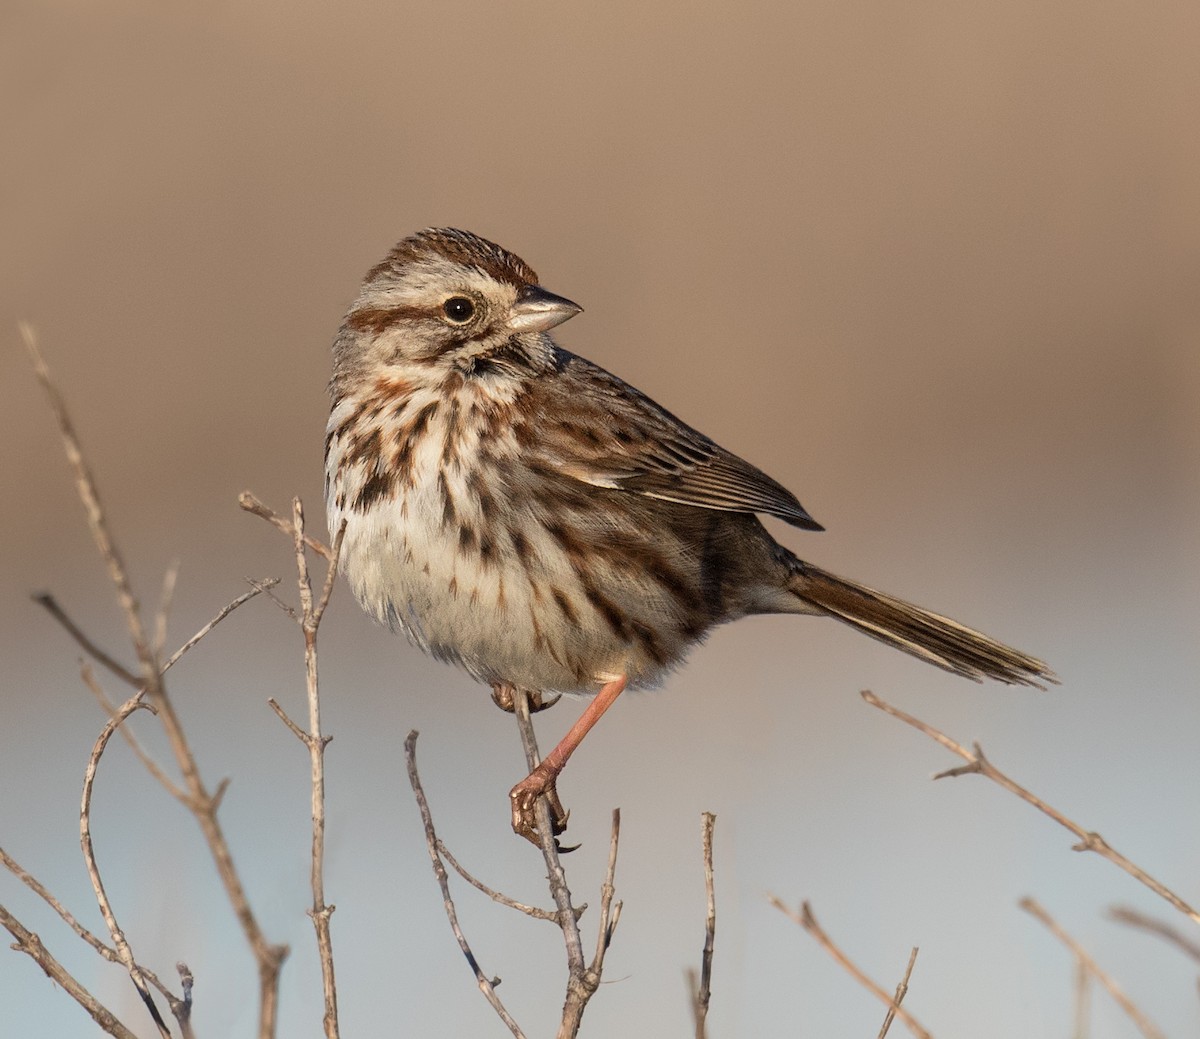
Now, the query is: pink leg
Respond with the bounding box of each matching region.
[510,675,629,845]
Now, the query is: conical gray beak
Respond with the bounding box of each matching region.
[508,284,583,334]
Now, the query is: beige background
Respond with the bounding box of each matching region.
[4,1,1199,1035]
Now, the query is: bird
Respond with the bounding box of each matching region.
[323,227,1054,845]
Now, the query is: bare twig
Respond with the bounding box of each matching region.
[1020,897,1165,1039]
[1108,905,1200,964]
[80,694,172,1038]
[2,843,193,1021]
[0,902,138,1039]
[32,593,139,685]
[862,690,1200,925]
[404,730,526,1038]
[435,839,564,922]
[878,947,919,1039]
[79,663,187,801]
[689,812,717,1039]
[511,688,624,1039]
[160,580,278,675]
[26,328,287,1038]
[588,808,623,984]
[260,500,344,1039]
[770,898,933,1039]
[239,491,333,561]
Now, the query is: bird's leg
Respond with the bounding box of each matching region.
[510,675,628,846]
[491,682,562,714]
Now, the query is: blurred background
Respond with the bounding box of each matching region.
[3,0,1199,1035]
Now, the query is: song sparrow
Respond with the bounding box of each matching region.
[325,228,1054,844]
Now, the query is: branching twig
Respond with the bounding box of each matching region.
[260,499,344,1039]
[1020,897,1165,1039]
[511,688,624,1039]
[239,491,333,561]
[770,898,932,1039]
[80,695,172,1038]
[0,902,138,1039]
[25,326,287,1038]
[404,730,526,1038]
[435,839,564,922]
[862,690,1200,925]
[0,844,181,1007]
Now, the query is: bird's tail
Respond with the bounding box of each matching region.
[788,564,1056,687]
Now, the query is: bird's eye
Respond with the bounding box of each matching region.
[442,296,476,323]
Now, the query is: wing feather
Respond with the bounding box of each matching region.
[520,351,823,531]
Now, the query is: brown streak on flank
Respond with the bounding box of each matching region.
[630,618,668,666]
[345,304,432,335]
[478,530,496,567]
[467,467,498,517]
[496,574,506,610]
[344,426,382,467]
[352,468,395,512]
[448,575,458,597]
[438,471,458,529]
[509,527,534,568]
[550,587,580,626]
[459,524,478,553]
[582,582,630,640]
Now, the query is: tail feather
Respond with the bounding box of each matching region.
[790,565,1056,688]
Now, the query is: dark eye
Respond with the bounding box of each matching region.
[442,296,476,323]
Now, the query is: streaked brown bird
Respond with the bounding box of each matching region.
[324,228,1054,844]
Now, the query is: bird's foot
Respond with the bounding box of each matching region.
[490,684,562,714]
[510,762,575,851]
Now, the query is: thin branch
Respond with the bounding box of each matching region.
[435,839,564,922]
[79,663,187,801]
[1108,905,1200,964]
[271,499,344,1039]
[239,491,333,561]
[26,328,286,1037]
[508,687,623,1039]
[862,690,1200,925]
[1,843,192,1016]
[23,323,161,694]
[161,580,279,675]
[770,898,932,1039]
[37,581,277,694]
[878,947,919,1039]
[404,730,526,1038]
[690,812,717,1039]
[0,902,138,1039]
[80,695,172,1038]
[32,593,139,685]
[1020,897,1165,1039]
[588,809,622,981]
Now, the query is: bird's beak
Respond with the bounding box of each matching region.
[507,284,583,334]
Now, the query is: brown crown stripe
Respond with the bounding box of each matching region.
[345,304,433,335]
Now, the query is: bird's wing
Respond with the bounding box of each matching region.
[518,352,823,531]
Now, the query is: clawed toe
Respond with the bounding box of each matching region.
[491,684,563,715]
[510,764,576,851]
